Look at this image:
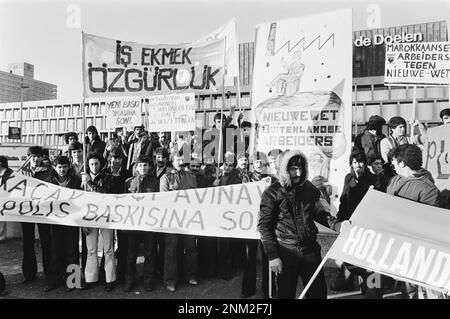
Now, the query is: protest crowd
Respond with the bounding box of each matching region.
[1,7,450,300]
[0,106,449,299]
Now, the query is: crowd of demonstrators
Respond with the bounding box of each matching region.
[328,111,450,299]
[1,106,449,299]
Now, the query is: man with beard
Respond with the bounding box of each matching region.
[332,151,378,294]
[160,152,198,292]
[152,147,171,278]
[258,149,341,299]
[214,152,246,280]
[126,125,153,172]
[187,156,219,280]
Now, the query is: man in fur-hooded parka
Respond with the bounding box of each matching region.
[258,149,340,299]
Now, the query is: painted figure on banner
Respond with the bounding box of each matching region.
[269,50,305,96]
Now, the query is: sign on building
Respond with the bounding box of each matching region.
[385,42,450,86]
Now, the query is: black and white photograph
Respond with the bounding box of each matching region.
[0,0,449,305]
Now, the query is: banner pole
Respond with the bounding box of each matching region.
[82,98,87,174]
[410,85,417,139]
[298,255,330,299]
[268,268,272,299]
[218,37,227,165]
[353,82,358,137]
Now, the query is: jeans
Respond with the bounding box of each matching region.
[85,228,116,283]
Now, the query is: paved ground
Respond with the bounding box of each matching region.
[0,237,400,299]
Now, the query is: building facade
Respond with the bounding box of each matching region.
[0,62,57,103]
[0,21,448,147]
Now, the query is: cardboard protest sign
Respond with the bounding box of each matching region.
[147,93,196,132]
[250,8,353,214]
[82,32,225,98]
[385,42,450,86]
[105,97,142,129]
[327,189,450,294]
[0,173,271,240]
[423,124,450,191]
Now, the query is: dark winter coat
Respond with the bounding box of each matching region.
[258,149,340,261]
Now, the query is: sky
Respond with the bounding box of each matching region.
[0,0,449,100]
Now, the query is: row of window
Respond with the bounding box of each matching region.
[0,95,252,120]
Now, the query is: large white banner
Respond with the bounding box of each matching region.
[147,93,196,132]
[250,8,353,214]
[105,97,142,130]
[82,32,226,98]
[423,124,450,191]
[195,18,239,86]
[0,174,271,239]
[327,189,450,295]
[385,42,450,86]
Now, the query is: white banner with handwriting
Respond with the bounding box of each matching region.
[0,174,271,239]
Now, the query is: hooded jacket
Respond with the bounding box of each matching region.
[386,168,441,206]
[258,150,340,261]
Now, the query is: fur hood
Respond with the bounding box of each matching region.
[278,149,309,189]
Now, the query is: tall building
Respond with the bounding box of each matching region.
[0,62,57,103]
